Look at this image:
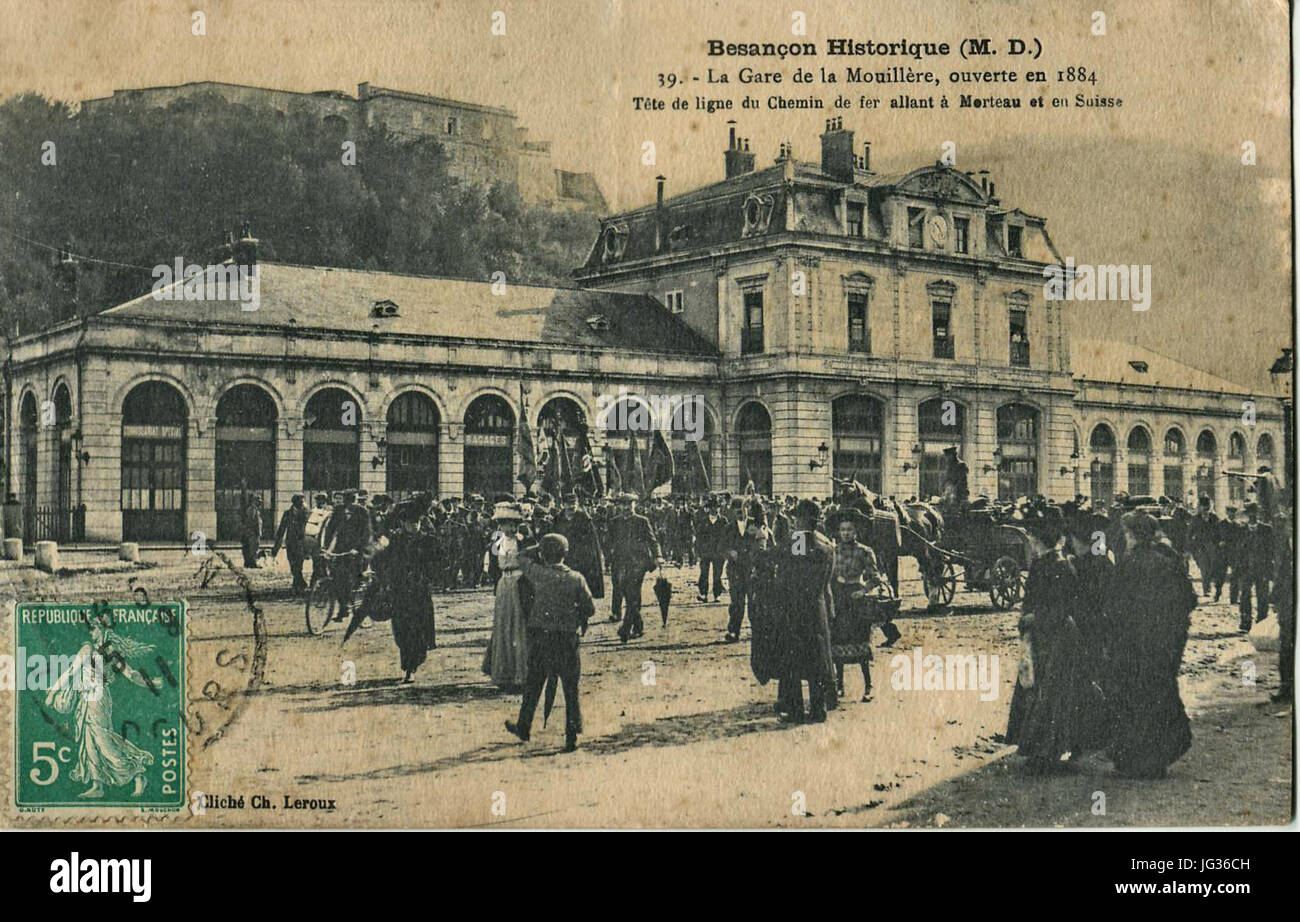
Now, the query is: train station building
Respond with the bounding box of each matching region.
[2,119,1286,543]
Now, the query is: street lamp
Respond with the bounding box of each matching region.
[808,441,830,471]
[1269,347,1293,496]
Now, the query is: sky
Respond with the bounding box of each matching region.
[0,0,1292,389]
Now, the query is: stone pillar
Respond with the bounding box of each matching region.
[1214,452,1230,512]
[442,424,464,499]
[278,417,304,506]
[891,391,919,499]
[188,415,217,545]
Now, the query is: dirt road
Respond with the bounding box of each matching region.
[3,549,1292,828]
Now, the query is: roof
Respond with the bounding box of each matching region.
[102,262,719,357]
[1072,338,1257,395]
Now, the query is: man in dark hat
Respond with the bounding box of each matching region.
[771,499,837,722]
[723,500,766,643]
[607,494,661,642]
[555,490,604,600]
[322,489,373,621]
[942,446,970,510]
[695,497,728,602]
[272,493,310,593]
[1239,502,1273,631]
[505,533,594,752]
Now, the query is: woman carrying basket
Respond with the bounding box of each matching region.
[826,508,896,702]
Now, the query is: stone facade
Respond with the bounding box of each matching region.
[80,81,606,210]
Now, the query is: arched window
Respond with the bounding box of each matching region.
[464,394,515,497]
[996,404,1039,500]
[917,397,964,499]
[1089,424,1116,505]
[1163,429,1185,503]
[1195,430,1217,505]
[121,381,188,541]
[735,402,773,495]
[1228,432,1247,504]
[1257,433,1275,465]
[832,394,884,492]
[303,388,361,495]
[215,384,277,540]
[387,392,439,500]
[671,403,714,493]
[1126,426,1151,497]
[602,397,654,493]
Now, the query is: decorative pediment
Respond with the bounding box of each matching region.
[841,271,875,293]
[899,167,985,203]
[926,279,957,299]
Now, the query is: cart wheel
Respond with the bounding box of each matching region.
[988,556,1023,610]
[937,560,957,605]
[305,577,338,635]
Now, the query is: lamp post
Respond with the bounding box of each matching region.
[1269,347,1293,497]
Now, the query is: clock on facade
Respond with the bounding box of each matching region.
[926,214,948,246]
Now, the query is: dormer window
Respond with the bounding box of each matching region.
[664,290,684,314]
[907,207,925,248]
[1128,360,1149,373]
[1007,225,1023,258]
[847,202,864,237]
[445,116,459,135]
[371,299,400,318]
[954,217,969,254]
[586,313,610,331]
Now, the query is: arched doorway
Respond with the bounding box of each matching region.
[1163,429,1185,503]
[121,381,188,541]
[735,401,772,495]
[1126,426,1151,497]
[387,391,440,500]
[463,394,514,497]
[1089,424,1116,505]
[216,384,277,540]
[832,394,884,491]
[918,397,964,499]
[602,396,654,494]
[537,397,587,494]
[672,404,714,494]
[1195,430,1217,505]
[996,404,1039,500]
[20,392,37,538]
[303,388,361,495]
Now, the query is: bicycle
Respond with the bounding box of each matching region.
[305,549,372,636]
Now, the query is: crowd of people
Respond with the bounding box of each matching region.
[248,461,1292,766]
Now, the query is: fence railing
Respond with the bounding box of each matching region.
[20,504,86,543]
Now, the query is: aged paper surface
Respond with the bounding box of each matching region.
[0,0,1292,829]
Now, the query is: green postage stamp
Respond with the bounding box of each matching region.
[13,601,185,810]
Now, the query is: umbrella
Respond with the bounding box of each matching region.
[653,570,673,627]
[542,675,558,728]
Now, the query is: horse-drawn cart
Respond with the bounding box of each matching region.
[910,515,1030,610]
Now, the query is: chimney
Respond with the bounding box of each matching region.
[656,174,665,207]
[216,229,235,264]
[820,116,855,182]
[723,121,756,178]
[978,169,989,193]
[234,221,258,274]
[861,141,871,172]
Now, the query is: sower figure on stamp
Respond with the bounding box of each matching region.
[506,533,595,753]
[272,493,309,593]
[825,507,893,702]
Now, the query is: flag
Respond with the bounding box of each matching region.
[556,421,575,493]
[687,438,711,493]
[575,426,603,495]
[516,383,536,490]
[605,450,623,494]
[646,430,674,493]
[742,464,756,495]
[537,422,557,493]
[628,431,647,497]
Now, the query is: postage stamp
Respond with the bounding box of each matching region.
[13,602,186,811]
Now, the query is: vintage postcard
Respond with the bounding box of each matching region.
[0,0,1292,832]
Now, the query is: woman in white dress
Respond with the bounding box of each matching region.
[45,616,162,798]
[482,503,529,691]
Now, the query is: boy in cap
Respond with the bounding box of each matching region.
[505,533,594,752]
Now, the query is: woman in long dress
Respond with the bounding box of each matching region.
[482,504,529,691]
[45,617,162,798]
